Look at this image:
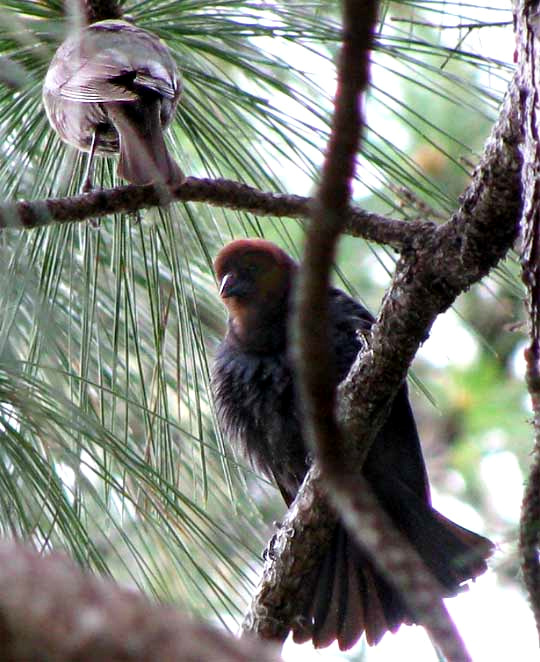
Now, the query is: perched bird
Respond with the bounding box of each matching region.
[212,238,493,650]
[43,19,184,188]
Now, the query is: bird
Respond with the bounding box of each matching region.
[43,19,184,189]
[211,238,494,650]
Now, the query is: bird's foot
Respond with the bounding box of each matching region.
[262,536,277,562]
[262,522,283,561]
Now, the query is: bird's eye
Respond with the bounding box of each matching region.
[244,263,258,275]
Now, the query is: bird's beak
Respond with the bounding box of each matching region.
[218,273,238,298]
[219,272,251,299]
[219,273,232,297]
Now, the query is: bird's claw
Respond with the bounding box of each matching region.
[263,530,280,561]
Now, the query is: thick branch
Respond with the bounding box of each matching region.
[340,74,522,445]
[0,178,427,250]
[516,0,540,643]
[242,71,522,648]
[0,542,280,662]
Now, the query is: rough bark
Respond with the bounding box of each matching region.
[516,0,540,644]
[0,178,428,251]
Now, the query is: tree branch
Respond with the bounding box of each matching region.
[292,0,475,658]
[339,73,522,447]
[516,0,540,644]
[0,178,429,251]
[0,542,280,662]
[295,0,377,476]
[242,69,522,650]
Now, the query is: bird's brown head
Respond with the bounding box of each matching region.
[214,239,296,349]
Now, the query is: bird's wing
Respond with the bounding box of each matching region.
[328,287,374,383]
[45,35,178,102]
[132,67,179,99]
[44,49,139,102]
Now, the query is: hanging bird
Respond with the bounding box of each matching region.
[211,238,493,650]
[43,19,184,188]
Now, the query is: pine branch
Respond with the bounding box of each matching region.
[0,178,430,251]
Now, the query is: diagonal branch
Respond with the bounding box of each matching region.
[242,69,522,650]
[339,73,522,451]
[0,178,429,251]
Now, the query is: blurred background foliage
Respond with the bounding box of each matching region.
[0,0,532,659]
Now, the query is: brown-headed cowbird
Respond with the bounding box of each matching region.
[211,238,493,650]
[43,19,184,188]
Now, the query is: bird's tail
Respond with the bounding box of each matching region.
[292,481,493,650]
[108,99,184,186]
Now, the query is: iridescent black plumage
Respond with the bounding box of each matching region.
[212,238,493,649]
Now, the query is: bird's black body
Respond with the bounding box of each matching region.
[212,239,493,649]
[214,288,411,502]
